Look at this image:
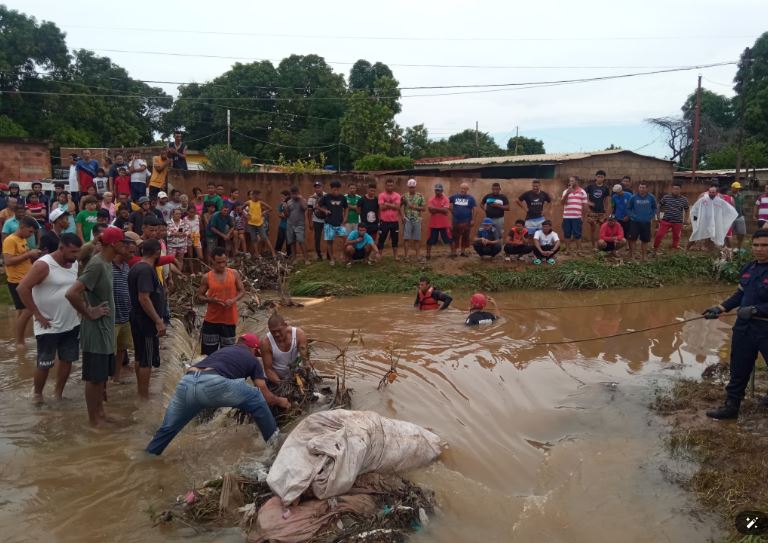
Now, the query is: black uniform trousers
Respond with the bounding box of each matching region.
[727,319,768,404]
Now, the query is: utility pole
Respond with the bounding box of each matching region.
[690,75,702,184]
[514,125,519,155]
[735,48,751,185]
[475,121,479,157]
[227,109,231,148]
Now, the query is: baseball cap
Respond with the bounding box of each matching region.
[9,182,19,189]
[158,191,168,199]
[612,184,623,193]
[124,231,141,244]
[239,333,260,349]
[49,208,69,223]
[434,183,444,191]
[607,214,617,221]
[482,218,493,225]
[137,196,150,204]
[313,181,323,187]
[100,226,126,246]
[731,181,742,189]
[470,293,487,310]
[407,178,417,187]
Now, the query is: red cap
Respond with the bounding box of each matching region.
[100,226,126,245]
[240,333,260,349]
[470,293,487,310]
[0,183,9,191]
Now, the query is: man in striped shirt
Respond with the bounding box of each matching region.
[560,176,588,255]
[753,185,768,226]
[653,183,689,251]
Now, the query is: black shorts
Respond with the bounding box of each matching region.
[149,186,163,199]
[377,221,399,248]
[362,222,378,237]
[620,219,631,238]
[352,247,367,261]
[131,320,161,368]
[201,320,237,355]
[8,283,24,310]
[600,241,616,252]
[427,227,452,246]
[36,326,80,369]
[628,221,651,242]
[82,352,115,383]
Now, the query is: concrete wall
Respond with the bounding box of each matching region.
[0,140,51,183]
[168,170,723,245]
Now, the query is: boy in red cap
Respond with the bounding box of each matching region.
[465,292,499,326]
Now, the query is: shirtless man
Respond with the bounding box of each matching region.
[260,313,310,384]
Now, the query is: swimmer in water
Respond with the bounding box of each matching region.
[465,293,498,326]
[414,276,452,311]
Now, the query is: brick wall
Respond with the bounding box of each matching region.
[555,155,674,184]
[168,170,722,247]
[0,140,51,183]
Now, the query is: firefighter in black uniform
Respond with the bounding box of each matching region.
[703,230,768,419]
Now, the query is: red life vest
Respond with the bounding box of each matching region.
[417,287,439,311]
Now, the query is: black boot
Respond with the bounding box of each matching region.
[706,401,740,420]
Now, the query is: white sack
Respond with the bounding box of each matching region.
[266,410,445,504]
[690,195,738,246]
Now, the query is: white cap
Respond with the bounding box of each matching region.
[612,184,623,193]
[407,178,417,187]
[49,208,69,223]
[158,191,168,199]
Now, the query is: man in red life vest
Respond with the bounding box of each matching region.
[413,276,452,311]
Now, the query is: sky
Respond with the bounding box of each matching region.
[8,0,768,159]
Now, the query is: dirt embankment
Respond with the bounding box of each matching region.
[653,364,768,542]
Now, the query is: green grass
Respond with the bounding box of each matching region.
[289,253,733,297]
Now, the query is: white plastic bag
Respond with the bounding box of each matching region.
[266,410,445,504]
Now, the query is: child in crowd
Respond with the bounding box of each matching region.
[230,200,248,255]
[114,166,131,197]
[26,191,47,227]
[183,205,203,274]
[93,168,109,196]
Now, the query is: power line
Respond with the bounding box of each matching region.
[80,47,734,71]
[61,25,757,42]
[0,62,738,101]
[231,129,338,149]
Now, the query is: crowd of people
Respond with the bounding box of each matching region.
[1,139,765,435]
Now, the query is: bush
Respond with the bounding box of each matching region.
[202,144,254,173]
[353,154,414,172]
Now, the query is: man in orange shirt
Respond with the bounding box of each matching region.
[597,215,627,257]
[196,247,245,354]
[148,149,172,199]
[3,217,40,346]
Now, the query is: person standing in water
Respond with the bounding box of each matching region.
[260,313,310,384]
[465,293,499,326]
[414,276,452,311]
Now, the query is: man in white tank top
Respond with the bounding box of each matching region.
[261,313,309,384]
[16,233,83,402]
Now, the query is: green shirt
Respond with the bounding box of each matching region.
[345,194,362,224]
[402,192,426,222]
[75,210,98,241]
[78,253,115,354]
[204,194,224,212]
[733,192,744,217]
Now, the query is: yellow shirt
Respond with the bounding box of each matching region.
[2,233,30,283]
[149,156,169,189]
[247,200,264,227]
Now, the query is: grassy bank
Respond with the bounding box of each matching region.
[289,253,743,297]
[653,366,768,542]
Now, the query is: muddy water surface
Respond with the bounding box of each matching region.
[0,286,734,542]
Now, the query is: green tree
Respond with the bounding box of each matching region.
[202,144,253,172]
[0,115,28,137]
[353,154,414,171]
[403,124,430,158]
[733,32,768,171]
[506,135,545,155]
[429,129,503,157]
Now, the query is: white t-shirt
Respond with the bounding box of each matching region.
[129,159,148,184]
[68,164,79,192]
[534,230,560,246]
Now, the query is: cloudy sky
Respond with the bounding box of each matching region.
[10,0,767,158]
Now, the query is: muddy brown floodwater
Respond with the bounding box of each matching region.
[0,286,736,543]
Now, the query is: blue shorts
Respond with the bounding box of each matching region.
[562,218,583,240]
[323,224,347,241]
[524,217,545,237]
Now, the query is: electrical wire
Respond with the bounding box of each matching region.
[60,25,757,42]
[495,289,733,311]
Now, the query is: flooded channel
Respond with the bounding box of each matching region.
[0,286,734,542]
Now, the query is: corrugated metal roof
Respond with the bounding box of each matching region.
[675,168,768,176]
[416,149,670,167]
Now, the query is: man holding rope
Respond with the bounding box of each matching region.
[703,230,768,419]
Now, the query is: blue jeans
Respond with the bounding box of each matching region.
[145,372,277,455]
[130,183,146,202]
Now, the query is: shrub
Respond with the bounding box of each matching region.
[353,154,414,172]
